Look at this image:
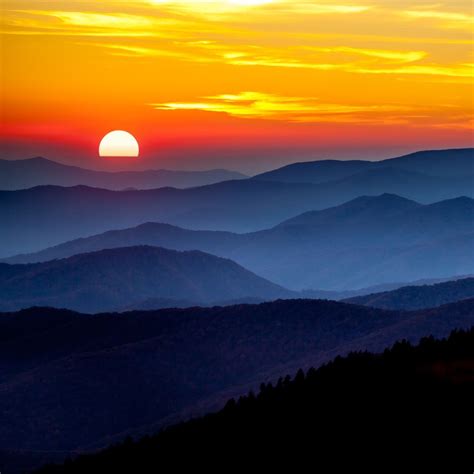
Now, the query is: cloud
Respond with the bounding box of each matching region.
[148,1,371,16]
[2,8,206,38]
[151,91,414,123]
[41,11,154,29]
[151,91,473,130]
[7,9,155,29]
[91,42,209,62]
[307,46,427,63]
[102,39,470,79]
[354,63,474,78]
[403,9,474,29]
[3,1,372,38]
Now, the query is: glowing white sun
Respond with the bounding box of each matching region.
[99,130,139,157]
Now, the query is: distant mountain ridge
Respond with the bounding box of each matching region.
[0,246,291,313]
[1,148,473,257]
[345,277,474,310]
[254,148,474,183]
[7,194,473,291]
[0,157,247,190]
[4,148,472,192]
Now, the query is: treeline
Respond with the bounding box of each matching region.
[37,328,474,473]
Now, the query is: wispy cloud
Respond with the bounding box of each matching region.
[150,90,473,131]
[148,1,371,17]
[151,91,414,123]
[354,63,474,78]
[403,9,474,30]
[2,8,221,38]
[39,11,154,29]
[92,42,210,61]
[307,46,427,63]
[97,39,471,79]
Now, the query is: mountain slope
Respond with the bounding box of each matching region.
[254,158,370,183]
[4,223,241,265]
[0,246,291,312]
[278,193,420,227]
[0,299,473,466]
[345,277,474,310]
[0,157,247,190]
[32,327,474,473]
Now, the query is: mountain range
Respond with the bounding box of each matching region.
[0,157,247,190]
[0,246,290,313]
[1,298,473,470]
[7,194,473,291]
[2,146,474,473]
[1,148,472,258]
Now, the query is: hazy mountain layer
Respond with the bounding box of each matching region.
[8,195,474,291]
[0,157,247,190]
[1,149,473,257]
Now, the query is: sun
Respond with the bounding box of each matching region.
[99,130,139,157]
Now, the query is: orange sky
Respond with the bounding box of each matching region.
[1,0,473,172]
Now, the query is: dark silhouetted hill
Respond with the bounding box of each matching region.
[0,246,291,312]
[0,298,473,471]
[31,325,474,472]
[346,277,474,310]
[0,157,247,190]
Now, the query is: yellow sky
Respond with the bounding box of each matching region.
[1,0,473,169]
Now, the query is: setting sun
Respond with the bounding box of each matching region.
[99,130,139,157]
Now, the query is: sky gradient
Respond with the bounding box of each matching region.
[1,0,473,172]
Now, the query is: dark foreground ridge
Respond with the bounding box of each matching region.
[36,327,474,472]
[1,297,474,468]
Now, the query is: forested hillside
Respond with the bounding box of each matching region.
[36,327,474,472]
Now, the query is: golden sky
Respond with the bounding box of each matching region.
[1,0,473,171]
